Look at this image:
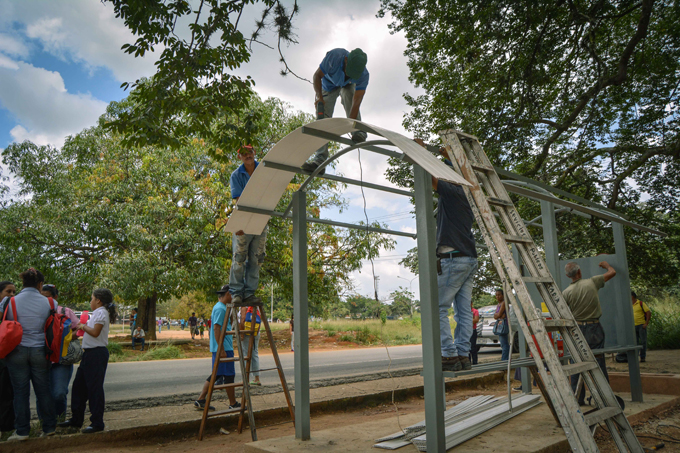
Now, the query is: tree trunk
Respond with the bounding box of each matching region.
[138,292,158,341]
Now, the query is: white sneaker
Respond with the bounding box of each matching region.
[8,432,29,441]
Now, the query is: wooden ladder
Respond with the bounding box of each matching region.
[439,130,643,453]
[198,301,295,441]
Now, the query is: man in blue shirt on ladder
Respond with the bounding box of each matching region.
[301,48,370,176]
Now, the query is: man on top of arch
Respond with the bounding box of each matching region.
[301,48,369,176]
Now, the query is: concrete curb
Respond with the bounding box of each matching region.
[1,371,506,452]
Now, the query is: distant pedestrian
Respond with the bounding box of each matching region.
[193,285,240,411]
[199,322,205,340]
[0,280,17,435]
[180,319,185,330]
[189,313,198,340]
[158,318,162,334]
[59,288,116,433]
[3,269,56,440]
[290,315,294,352]
[470,302,480,365]
[493,289,510,361]
[206,319,211,339]
[129,308,137,336]
[132,326,145,351]
[631,291,651,363]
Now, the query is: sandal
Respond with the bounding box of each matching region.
[250,381,262,386]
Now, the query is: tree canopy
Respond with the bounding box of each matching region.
[379,0,679,289]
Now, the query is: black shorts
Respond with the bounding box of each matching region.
[206,374,235,385]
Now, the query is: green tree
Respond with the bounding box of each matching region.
[388,286,418,317]
[379,0,679,289]
[104,0,303,152]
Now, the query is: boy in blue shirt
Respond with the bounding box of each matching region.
[193,285,240,411]
[301,48,369,175]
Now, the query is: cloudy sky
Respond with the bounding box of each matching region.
[0,0,425,302]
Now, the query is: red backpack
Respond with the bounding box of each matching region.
[44,298,72,363]
[0,297,23,359]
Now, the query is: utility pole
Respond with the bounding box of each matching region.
[270,283,274,322]
[397,275,418,316]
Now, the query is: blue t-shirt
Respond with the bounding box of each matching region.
[229,161,259,199]
[209,301,233,353]
[132,313,137,328]
[319,48,369,92]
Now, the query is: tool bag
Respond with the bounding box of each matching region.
[44,298,73,363]
[244,307,261,334]
[0,297,23,359]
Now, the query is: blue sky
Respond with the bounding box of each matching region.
[0,0,425,301]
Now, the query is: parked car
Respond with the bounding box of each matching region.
[476,304,551,353]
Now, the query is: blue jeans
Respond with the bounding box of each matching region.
[51,363,73,419]
[230,226,268,299]
[498,333,510,360]
[438,256,478,357]
[5,346,56,435]
[311,85,362,163]
[132,338,145,350]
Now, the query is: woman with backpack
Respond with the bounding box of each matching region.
[58,288,116,434]
[2,269,56,440]
[40,284,81,420]
[0,281,17,437]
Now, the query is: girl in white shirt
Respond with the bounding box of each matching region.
[58,288,116,434]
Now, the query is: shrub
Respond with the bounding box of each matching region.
[325,328,337,337]
[647,294,680,350]
[107,342,123,355]
[354,326,377,345]
[138,344,184,361]
[339,334,354,342]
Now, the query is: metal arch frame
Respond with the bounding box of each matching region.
[268,126,661,445]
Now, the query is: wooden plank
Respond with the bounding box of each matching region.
[541,319,577,328]
[585,407,622,426]
[562,361,599,377]
[471,163,495,173]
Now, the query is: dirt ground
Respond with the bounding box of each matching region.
[597,404,680,452]
[607,349,680,375]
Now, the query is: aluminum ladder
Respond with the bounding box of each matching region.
[440,129,643,453]
[198,301,295,441]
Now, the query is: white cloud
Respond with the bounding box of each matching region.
[0,61,107,146]
[0,0,157,82]
[0,32,30,58]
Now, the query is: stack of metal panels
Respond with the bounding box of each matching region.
[373,394,542,451]
[412,394,542,451]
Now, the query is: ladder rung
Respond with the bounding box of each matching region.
[219,356,250,363]
[562,361,599,377]
[486,197,513,207]
[206,406,247,418]
[585,407,622,426]
[503,234,533,243]
[214,382,244,390]
[471,163,494,173]
[250,367,279,373]
[541,319,577,328]
[523,276,554,283]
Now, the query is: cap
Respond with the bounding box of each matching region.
[346,48,367,79]
[215,284,230,295]
[238,144,254,154]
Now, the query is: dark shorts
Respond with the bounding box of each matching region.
[207,351,235,382]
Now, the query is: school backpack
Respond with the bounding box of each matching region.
[44,298,73,363]
[244,306,261,334]
[0,297,23,359]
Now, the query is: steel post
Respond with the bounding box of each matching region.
[413,164,445,452]
[512,245,531,392]
[540,201,562,289]
[292,190,311,438]
[613,222,643,402]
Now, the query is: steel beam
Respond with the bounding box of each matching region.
[292,191,310,439]
[541,201,562,289]
[413,163,445,452]
[300,126,402,159]
[613,222,643,403]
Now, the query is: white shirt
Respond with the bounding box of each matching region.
[82,306,110,349]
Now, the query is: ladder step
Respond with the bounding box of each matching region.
[214,382,244,390]
[541,319,577,328]
[486,197,514,207]
[206,406,248,418]
[503,234,533,243]
[522,276,554,283]
[562,361,599,377]
[584,407,622,426]
[251,367,280,373]
[220,356,250,363]
[471,163,495,173]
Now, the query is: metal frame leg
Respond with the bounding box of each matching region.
[292,190,310,439]
[413,164,445,452]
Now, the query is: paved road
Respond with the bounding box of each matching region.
[38,345,500,402]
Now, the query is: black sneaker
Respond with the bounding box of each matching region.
[442,356,462,372]
[229,401,242,410]
[300,161,326,176]
[194,400,215,411]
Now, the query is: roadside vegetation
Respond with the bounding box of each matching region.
[107,342,185,363]
[646,293,680,350]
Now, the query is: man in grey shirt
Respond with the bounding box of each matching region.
[2,268,56,440]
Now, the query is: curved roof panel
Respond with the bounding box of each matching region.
[225,118,469,235]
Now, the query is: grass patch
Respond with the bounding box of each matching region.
[647,293,680,350]
[107,342,123,355]
[304,317,448,346]
[137,344,184,361]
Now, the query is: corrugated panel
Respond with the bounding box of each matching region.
[225,118,470,235]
